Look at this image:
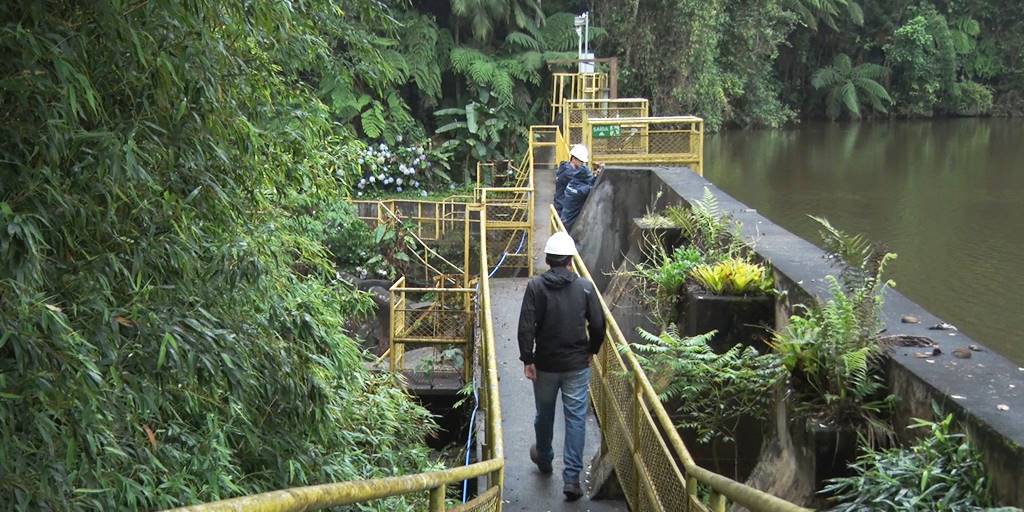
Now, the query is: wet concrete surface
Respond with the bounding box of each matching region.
[487,167,626,511]
[491,279,625,512]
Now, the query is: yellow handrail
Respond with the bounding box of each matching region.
[583,115,704,175]
[549,204,810,512]
[165,459,503,512]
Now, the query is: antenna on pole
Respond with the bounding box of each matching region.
[574,12,594,73]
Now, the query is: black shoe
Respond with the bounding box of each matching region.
[529,444,552,474]
[563,482,583,501]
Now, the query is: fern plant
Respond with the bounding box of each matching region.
[632,327,786,454]
[665,188,746,262]
[773,218,898,447]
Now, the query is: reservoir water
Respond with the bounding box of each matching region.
[705,119,1024,364]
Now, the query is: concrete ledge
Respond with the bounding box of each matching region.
[572,166,1024,506]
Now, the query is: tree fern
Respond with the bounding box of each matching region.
[812,53,892,120]
[505,31,541,50]
[401,15,444,100]
[360,104,387,139]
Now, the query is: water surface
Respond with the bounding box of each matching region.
[705,119,1024,364]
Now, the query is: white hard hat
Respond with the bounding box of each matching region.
[569,144,589,162]
[544,231,578,256]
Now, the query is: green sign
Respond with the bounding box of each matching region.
[591,125,622,138]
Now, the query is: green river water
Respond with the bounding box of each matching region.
[704,118,1024,364]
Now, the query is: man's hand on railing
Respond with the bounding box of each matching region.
[594,162,605,176]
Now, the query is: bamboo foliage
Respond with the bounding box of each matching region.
[0,2,438,509]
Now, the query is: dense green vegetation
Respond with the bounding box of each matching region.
[824,412,995,511]
[0,2,446,509]
[592,0,1024,129]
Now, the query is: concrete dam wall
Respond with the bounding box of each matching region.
[568,167,1024,507]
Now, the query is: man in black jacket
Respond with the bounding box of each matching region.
[517,231,606,501]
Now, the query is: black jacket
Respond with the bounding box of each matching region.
[517,267,606,372]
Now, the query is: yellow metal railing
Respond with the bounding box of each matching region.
[563,98,650,147]
[550,72,610,123]
[548,205,808,512]
[388,276,477,382]
[527,125,569,168]
[583,115,705,175]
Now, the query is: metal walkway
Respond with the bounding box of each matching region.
[489,169,627,511]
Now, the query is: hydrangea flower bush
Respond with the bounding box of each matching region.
[353,136,453,198]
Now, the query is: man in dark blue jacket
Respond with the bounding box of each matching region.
[554,144,600,231]
[518,231,607,501]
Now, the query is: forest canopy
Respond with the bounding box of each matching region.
[591,0,1024,129]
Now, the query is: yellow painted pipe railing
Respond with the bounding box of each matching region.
[562,98,650,147]
[549,204,810,512]
[583,115,704,175]
[550,72,610,123]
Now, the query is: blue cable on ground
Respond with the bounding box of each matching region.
[461,386,479,501]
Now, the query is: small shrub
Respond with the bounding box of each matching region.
[353,139,454,197]
[630,240,706,324]
[953,81,994,116]
[823,413,994,511]
[665,188,745,262]
[773,217,898,447]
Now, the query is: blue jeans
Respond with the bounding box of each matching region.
[533,366,591,484]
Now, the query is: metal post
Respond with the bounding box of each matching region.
[428,484,446,511]
[686,476,698,512]
[710,491,727,512]
[609,57,618,99]
[697,120,705,176]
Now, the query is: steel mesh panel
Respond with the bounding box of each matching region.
[451,486,501,512]
[649,129,694,156]
[637,399,689,512]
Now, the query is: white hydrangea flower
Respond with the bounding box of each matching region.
[396,178,403,186]
[377,173,385,181]
[368,175,376,183]
[420,190,428,197]
[396,135,403,142]
[396,186,403,192]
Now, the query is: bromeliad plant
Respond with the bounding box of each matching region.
[689,258,774,296]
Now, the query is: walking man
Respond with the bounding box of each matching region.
[517,231,606,501]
